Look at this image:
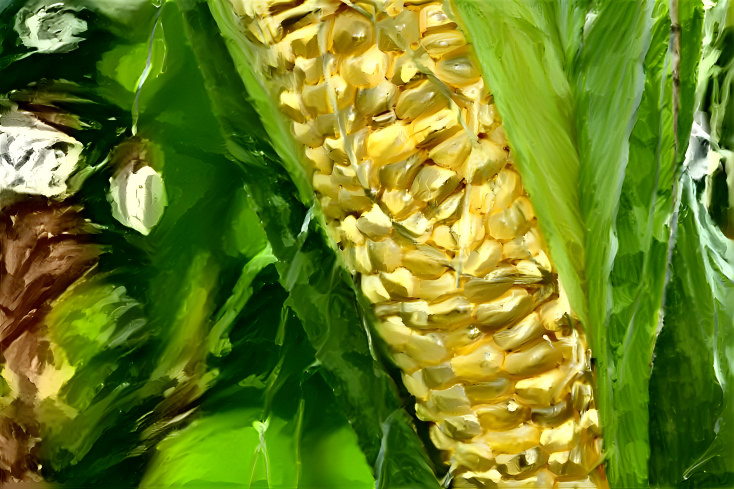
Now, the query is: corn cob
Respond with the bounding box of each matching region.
[230,1,606,487]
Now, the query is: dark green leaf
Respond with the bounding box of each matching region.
[649,1,734,486]
[649,174,734,488]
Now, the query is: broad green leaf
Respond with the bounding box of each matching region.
[142,263,374,489]
[606,0,704,487]
[140,408,271,489]
[178,1,442,487]
[648,175,734,488]
[142,378,375,489]
[649,1,734,486]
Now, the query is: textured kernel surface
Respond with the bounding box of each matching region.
[232,1,606,487]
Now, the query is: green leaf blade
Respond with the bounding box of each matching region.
[649,175,734,488]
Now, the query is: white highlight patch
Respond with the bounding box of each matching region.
[109,163,167,236]
[15,2,87,54]
[0,109,83,199]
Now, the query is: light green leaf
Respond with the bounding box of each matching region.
[140,408,271,489]
[142,273,374,489]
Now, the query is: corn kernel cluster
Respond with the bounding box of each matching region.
[231,1,606,487]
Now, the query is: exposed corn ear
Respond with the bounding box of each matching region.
[229,1,606,487]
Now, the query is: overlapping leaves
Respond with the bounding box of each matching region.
[649,1,734,486]
[0,2,379,487]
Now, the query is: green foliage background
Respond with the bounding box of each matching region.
[0,0,732,488]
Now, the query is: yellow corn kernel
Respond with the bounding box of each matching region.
[240,2,606,487]
[474,399,530,431]
[451,340,505,381]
